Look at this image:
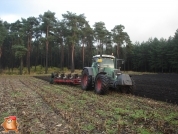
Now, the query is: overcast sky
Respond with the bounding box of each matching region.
[0,0,178,43]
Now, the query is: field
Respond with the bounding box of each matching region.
[0,74,178,134]
[132,73,178,104]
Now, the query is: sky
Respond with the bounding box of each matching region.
[0,0,178,43]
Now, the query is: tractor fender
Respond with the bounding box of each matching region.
[83,67,94,76]
[115,74,132,86]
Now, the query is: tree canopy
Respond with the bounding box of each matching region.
[0,11,178,74]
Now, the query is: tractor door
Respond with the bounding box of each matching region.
[91,58,99,75]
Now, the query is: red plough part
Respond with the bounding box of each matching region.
[53,73,81,85]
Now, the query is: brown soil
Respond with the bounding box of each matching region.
[0,76,73,134]
[0,74,178,134]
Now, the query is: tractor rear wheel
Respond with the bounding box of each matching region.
[121,86,131,94]
[129,78,135,94]
[81,69,92,90]
[121,78,135,94]
[95,74,109,95]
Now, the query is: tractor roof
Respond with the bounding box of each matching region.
[93,54,115,59]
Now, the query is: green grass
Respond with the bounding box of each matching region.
[164,112,178,125]
[106,128,118,134]
[137,128,151,134]
[56,103,70,110]
[96,109,107,117]
[38,131,46,134]
[1,67,158,76]
[11,91,23,97]
[18,76,178,133]
[81,123,95,131]
[130,109,147,120]
[0,112,10,123]
[114,107,130,115]
[0,66,82,75]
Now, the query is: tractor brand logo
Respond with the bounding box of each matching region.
[1,116,19,133]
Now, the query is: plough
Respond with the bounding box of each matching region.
[50,73,81,85]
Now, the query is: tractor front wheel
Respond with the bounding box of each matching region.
[81,69,92,90]
[95,74,109,95]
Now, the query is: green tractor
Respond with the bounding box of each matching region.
[81,54,134,94]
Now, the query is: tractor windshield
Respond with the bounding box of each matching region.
[99,58,114,68]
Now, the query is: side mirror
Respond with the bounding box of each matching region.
[119,67,121,71]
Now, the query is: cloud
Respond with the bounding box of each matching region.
[0,0,178,43]
[0,15,21,23]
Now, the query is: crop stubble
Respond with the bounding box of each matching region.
[0,74,178,134]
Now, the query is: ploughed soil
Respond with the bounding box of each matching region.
[35,73,178,104]
[0,74,178,134]
[132,73,178,104]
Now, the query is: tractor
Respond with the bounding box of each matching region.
[81,54,134,94]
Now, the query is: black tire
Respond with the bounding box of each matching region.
[50,73,54,84]
[121,86,130,94]
[49,78,53,84]
[81,69,92,90]
[95,74,109,95]
[121,78,135,94]
[129,78,135,94]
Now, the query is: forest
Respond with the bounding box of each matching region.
[0,10,178,74]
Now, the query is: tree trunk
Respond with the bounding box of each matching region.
[68,46,70,69]
[117,43,120,59]
[71,44,75,73]
[60,41,64,70]
[117,43,120,68]
[45,40,48,74]
[82,40,85,68]
[45,26,49,74]
[20,57,23,75]
[127,59,130,70]
[50,46,52,67]
[0,47,2,59]
[0,57,2,73]
[29,35,32,74]
[27,36,31,74]
[0,47,2,72]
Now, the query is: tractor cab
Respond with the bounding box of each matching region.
[91,55,118,79]
[92,55,115,70]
